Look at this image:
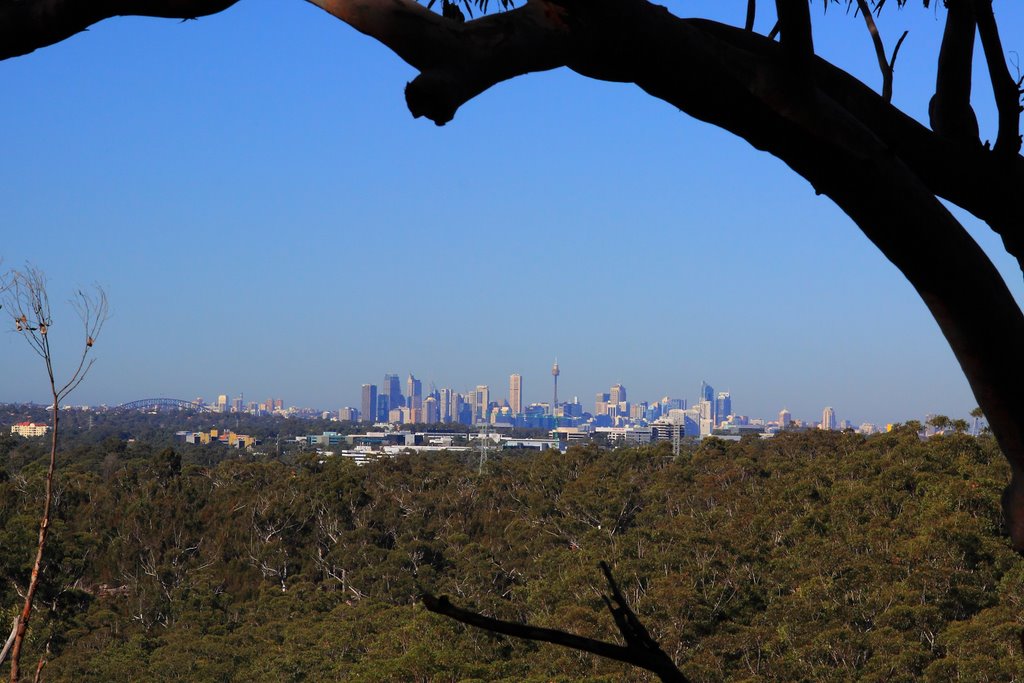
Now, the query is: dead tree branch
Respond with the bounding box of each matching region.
[3,268,108,683]
[422,561,688,682]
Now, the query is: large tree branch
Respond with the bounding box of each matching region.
[423,562,688,682]
[930,0,980,144]
[0,0,239,60]
[313,0,1024,550]
[309,0,1024,269]
[305,0,569,125]
[973,0,1022,157]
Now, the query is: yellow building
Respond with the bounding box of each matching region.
[11,422,49,437]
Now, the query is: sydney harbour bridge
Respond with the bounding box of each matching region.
[114,398,211,413]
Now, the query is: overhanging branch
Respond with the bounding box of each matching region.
[305,0,569,125]
[0,0,239,60]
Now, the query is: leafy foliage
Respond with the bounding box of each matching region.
[1,429,1021,680]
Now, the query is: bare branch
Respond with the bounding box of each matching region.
[745,0,756,32]
[0,619,17,666]
[854,0,894,102]
[422,562,687,682]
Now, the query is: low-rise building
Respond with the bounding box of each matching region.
[10,422,49,437]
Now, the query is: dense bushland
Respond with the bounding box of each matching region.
[2,428,1021,681]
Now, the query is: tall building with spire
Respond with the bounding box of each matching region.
[509,373,523,416]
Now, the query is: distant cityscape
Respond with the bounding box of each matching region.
[171,360,956,440]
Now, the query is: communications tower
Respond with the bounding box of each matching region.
[551,359,560,413]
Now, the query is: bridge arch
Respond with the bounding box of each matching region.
[115,398,211,412]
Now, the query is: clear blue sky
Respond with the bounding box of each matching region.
[1,1,1022,426]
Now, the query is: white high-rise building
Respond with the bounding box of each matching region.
[779,408,792,429]
[821,406,837,431]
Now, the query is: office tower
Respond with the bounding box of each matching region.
[407,374,422,410]
[509,374,523,416]
[595,392,610,416]
[274,399,283,410]
[216,394,228,412]
[821,406,837,431]
[716,391,732,427]
[698,398,715,436]
[231,396,244,413]
[338,407,357,421]
[609,384,626,405]
[376,394,389,422]
[551,360,560,411]
[422,396,439,424]
[699,381,716,425]
[474,385,490,423]
[361,384,377,423]
[779,408,792,429]
[382,373,403,412]
[439,388,454,423]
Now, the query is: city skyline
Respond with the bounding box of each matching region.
[12,362,973,431]
[2,3,1021,429]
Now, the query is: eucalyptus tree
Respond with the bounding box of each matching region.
[3,0,1023,677]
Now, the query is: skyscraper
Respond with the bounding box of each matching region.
[407,374,422,410]
[474,385,490,423]
[360,384,377,423]
[716,391,732,426]
[700,381,716,426]
[439,388,454,423]
[609,384,626,405]
[821,406,837,431]
[779,408,792,429]
[509,374,522,416]
[382,373,403,412]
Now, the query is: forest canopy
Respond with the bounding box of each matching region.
[1,428,1021,681]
